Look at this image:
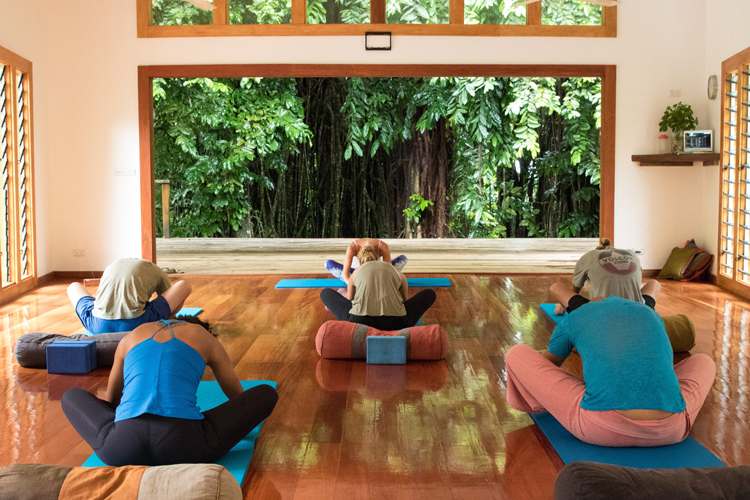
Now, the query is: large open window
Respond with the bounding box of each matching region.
[138,64,615,262]
[0,46,36,303]
[137,0,616,37]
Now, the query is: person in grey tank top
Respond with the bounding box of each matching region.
[320,245,436,331]
[550,238,661,316]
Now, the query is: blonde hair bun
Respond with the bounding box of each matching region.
[357,245,378,264]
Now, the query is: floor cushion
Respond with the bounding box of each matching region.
[316,320,448,360]
[662,314,696,352]
[0,463,241,500]
[554,461,750,500]
[658,247,699,280]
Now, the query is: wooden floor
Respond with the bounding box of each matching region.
[1,274,749,499]
[156,238,600,274]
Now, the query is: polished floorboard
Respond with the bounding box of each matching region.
[1,274,749,499]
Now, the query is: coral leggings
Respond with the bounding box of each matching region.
[505,344,716,447]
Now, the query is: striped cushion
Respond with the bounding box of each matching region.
[0,464,241,500]
[315,320,448,360]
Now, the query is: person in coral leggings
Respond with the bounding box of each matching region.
[505,296,715,447]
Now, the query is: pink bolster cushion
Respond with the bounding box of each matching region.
[315,320,449,360]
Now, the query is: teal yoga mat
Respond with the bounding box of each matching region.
[540,303,566,325]
[176,307,203,317]
[275,277,452,289]
[82,380,277,485]
[531,412,725,469]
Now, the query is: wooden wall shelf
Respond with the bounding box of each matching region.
[631,153,720,166]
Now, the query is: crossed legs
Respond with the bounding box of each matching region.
[504,344,715,447]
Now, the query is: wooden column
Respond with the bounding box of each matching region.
[213,0,229,25]
[138,67,156,262]
[155,180,170,238]
[526,2,541,25]
[292,0,307,24]
[370,0,385,24]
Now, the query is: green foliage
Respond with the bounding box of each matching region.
[465,0,525,24]
[307,0,369,24]
[542,0,602,25]
[404,194,435,224]
[229,0,292,24]
[659,101,699,135]
[156,74,601,240]
[386,0,450,24]
[153,77,310,237]
[151,0,603,27]
[152,0,213,25]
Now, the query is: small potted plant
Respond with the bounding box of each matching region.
[659,102,698,153]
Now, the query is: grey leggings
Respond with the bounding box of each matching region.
[61,385,278,466]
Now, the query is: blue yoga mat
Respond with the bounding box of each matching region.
[531,412,725,469]
[275,277,452,289]
[176,307,203,317]
[83,380,277,485]
[540,303,566,325]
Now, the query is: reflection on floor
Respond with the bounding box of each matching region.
[0,274,748,499]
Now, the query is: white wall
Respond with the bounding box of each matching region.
[0,0,729,273]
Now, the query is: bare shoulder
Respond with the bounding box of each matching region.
[171,322,217,358]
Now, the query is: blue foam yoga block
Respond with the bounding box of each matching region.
[47,340,97,374]
[367,336,407,364]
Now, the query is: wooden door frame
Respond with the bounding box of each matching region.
[717,46,750,300]
[0,45,37,304]
[138,64,616,262]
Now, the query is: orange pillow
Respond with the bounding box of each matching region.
[315,321,449,360]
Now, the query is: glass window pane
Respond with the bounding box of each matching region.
[307,0,369,24]
[152,0,214,26]
[465,0,525,25]
[387,0,449,24]
[542,0,602,26]
[16,71,29,278]
[230,0,292,24]
[0,65,11,286]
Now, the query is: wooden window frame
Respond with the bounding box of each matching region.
[137,63,615,262]
[718,45,750,301]
[136,0,616,38]
[0,45,37,304]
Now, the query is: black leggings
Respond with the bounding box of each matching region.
[61,385,278,466]
[320,288,437,331]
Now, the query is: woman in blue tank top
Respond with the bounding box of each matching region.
[61,317,278,466]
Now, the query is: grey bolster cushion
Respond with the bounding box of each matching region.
[14,332,128,368]
[554,461,750,500]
